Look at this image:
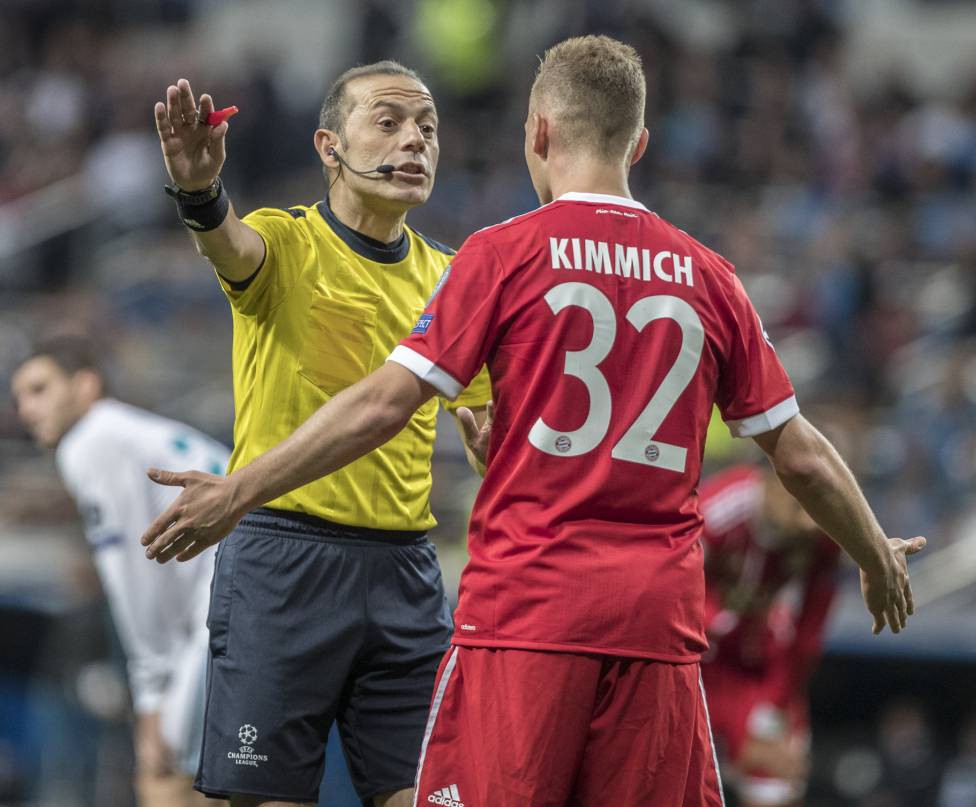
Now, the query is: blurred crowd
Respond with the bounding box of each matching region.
[3,0,976,547]
[1,0,975,804]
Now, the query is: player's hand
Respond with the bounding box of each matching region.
[140,468,246,563]
[154,78,228,191]
[457,401,493,469]
[740,734,809,783]
[135,712,174,776]
[859,536,926,635]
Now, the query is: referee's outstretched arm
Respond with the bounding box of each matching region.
[154,78,265,281]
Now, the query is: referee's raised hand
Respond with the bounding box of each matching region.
[154,78,228,192]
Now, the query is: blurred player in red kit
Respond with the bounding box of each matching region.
[141,35,924,806]
[700,464,841,806]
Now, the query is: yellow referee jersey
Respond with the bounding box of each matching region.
[217,199,491,531]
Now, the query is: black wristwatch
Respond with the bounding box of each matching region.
[164,177,223,206]
[163,176,230,231]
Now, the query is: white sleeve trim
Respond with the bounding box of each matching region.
[725,395,800,438]
[388,345,464,400]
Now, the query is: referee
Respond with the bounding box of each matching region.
[152,65,490,807]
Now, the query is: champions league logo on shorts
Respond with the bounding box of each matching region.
[239,724,258,746]
[227,723,269,768]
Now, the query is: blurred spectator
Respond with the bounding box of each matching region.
[869,699,944,807]
[938,714,976,807]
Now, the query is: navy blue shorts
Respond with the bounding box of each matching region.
[194,508,453,804]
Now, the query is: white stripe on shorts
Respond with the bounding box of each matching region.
[412,646,460,807]
[698,669,727,807]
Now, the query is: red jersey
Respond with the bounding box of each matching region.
[391,192,798,662]
[700,465,840,701]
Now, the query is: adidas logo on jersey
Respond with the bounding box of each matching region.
[428,784,464,806]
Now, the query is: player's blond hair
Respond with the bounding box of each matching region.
[531,36,645,159]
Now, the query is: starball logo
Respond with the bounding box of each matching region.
[227,723,269,768]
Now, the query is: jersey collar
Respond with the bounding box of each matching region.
[555,192,649,211]
[316,198,410,264]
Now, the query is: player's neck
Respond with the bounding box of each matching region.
[545,156,634,204]
[328,188,407,244]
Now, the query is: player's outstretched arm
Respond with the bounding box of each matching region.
[154,78,264,281]
[141,363,437,563]
[752,415,925,635]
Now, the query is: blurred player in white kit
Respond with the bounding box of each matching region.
[11,335,228,807]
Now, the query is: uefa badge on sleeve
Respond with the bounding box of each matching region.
[412,313,435,335]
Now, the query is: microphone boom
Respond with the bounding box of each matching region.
[330,148,395,179]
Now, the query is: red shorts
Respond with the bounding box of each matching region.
[414,646,724,807]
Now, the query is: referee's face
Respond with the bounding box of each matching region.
[11,357,89,448]
[327,75,439,211]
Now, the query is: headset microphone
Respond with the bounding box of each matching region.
[329,148,396,178]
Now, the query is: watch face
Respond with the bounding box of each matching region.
[191,180,220,201]
[180,179,221,204]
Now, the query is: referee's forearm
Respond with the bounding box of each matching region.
[229,372,415,513]
[190,206,265,281]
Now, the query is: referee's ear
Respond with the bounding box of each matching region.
[314,129,341,172]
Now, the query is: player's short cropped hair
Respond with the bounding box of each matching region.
[319,60,426,141]
[21,334,104,381]
[531,36,646,159]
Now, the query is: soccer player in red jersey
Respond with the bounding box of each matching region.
[700,464,841,806]
[141,36,925,806]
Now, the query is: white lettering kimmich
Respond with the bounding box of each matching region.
[615,244,640,279]
[585,239,612,274]
[652,250,672,282]
[549,238,694,287]
[550,237,571,269]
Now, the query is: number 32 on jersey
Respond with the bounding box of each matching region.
[528,282,704,473]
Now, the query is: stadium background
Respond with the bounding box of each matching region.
[1,0,975,804]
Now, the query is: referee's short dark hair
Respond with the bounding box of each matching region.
[21,334,104,380]
[318,61,426,141]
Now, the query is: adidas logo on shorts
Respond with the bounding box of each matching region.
[428,784,464,806]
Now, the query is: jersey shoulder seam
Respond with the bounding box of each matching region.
[409,228,456,256]
[470,203,559,240]
[656,216,735,275]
